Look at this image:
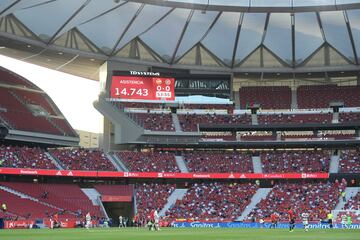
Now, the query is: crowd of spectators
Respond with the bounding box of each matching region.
[136,183,175,220]
[339,150,360,173]
[183,152,253,173]
[261,151,330,173]
[49,149,116,171]
[117,151,180,172]
[0,146,56,169]
[130,113,175,131]
[165,182,258,221]
[247,181,346,222]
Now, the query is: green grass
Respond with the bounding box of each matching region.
[0,228,359,240]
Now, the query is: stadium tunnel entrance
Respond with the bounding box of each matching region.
[102,201,133,227]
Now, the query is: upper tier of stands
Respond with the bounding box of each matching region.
[297,85,360,109]
[117,151,180,172]
[183,152,253,173]
[261,151,330,173]
[247,181,346,222]
[49,149,116,171]
[0,67,38,89]
[0,67,77,137]
[339,150,360,173]
[165,182,258,221]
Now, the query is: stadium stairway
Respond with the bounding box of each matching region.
[252,156,262,173]
[106,153,124,171]
[234,91,240,109]
[0,185,62,211]
[45,152,64,170]
[332,112,339,123]
[251,114,258,125]
[175,155,189,173]
[172,113,182,132]
[112,153,129,172]
[291,88,298,109]
[333,187,360,219]
[329,153,340,173]
[81,188,109,219]
[236,188,272,221]
[159,189,188,217]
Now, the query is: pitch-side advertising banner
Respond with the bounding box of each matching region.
[172,222,360,229]
[0,168,329,179]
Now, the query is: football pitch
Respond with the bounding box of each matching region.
[0,228,359,240]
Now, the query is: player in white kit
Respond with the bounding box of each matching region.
[85,212,92,229]
[154,210,160,231]
[301,212,309,232]
[341,214,348,229]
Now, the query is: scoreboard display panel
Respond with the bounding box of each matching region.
[110,74,175,101]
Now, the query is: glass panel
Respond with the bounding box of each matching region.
[0,0,15,13]
[264,13,292,64]
[347,10,360,61]
[169,0,208,3]
[293,0,335,6]
[295,12,324,64]
[337,0,360,4]
[175,10,218,61]
[140,8,191,63]
[235,13,266,65]
[209,0,250,6]
[320,11,354,62]
[252,0,291,7]
[78,2,141,54]
[1,0,53,17]
[202,12,241,66]
[116,4,172,52]
[14,0,87,41]
[53,0,126,39]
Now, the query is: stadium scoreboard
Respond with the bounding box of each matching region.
[110,71,175,101]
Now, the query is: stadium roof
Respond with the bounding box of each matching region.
[0,0,360,80]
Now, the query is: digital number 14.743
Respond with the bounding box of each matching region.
[114,88,149,96]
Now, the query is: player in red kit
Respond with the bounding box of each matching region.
[288,207,296,232]
[149,209,155,231]
[270,212,278,229]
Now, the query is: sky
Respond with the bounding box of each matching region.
[0,54,102,133]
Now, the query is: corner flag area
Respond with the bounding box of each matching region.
[0,228,359,240]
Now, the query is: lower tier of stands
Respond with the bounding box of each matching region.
[247,181,346,222]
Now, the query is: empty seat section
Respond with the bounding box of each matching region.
[239,86,291,109]
[297,85,360,109]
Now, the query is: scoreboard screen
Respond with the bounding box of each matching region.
[110,75,175,101]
